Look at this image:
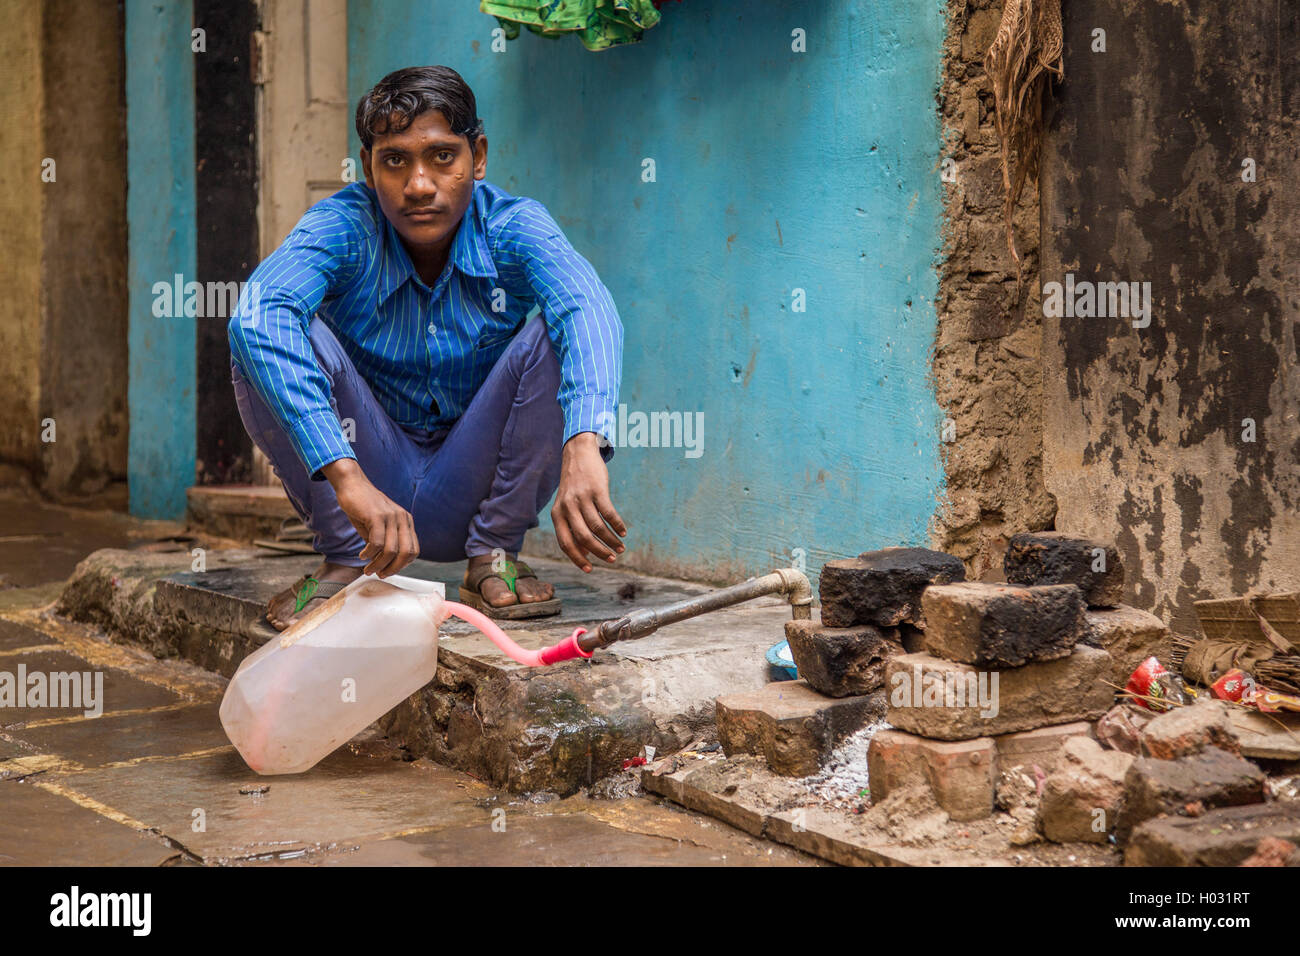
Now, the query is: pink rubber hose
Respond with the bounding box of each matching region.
[442,600,593,666]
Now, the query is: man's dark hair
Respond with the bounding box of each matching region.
[355,65,485,151]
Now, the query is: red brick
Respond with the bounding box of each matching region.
[867,729,996,821]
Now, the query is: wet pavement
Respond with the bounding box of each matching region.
[0,489,821,867]
[0,488,187,590]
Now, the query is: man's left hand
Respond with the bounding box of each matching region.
[551,432,627,572]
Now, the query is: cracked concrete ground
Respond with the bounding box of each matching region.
[0,489,820,867]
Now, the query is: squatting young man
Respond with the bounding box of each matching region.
[228,65,626,630]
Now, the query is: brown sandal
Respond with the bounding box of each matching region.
[457,558,561,620]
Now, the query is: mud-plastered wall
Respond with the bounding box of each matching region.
[932,0,1056,577]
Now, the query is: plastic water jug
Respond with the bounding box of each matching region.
[219,574,449,774]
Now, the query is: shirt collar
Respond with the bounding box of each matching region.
[451,182,499,280]
[376,182,497,304]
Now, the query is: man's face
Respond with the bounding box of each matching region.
[360,109,487,251]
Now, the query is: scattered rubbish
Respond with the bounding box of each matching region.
[1178,636,1283,690]
[995,765,1040,817]
[255,517,318,555]
[1210,668,1300,714]
[1176,592,1300,695]
[1268,776,1299,801]
[622,756,647,770]
[1124,656,1185,711]
[1096,702,1155,754]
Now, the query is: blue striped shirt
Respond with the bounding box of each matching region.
[228,179,623,480]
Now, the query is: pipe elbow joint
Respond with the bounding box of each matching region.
[774,567,813,619]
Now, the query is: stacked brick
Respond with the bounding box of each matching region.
[714,547,961,777]
[1005,532,1172,686]
[868,534,1170,828]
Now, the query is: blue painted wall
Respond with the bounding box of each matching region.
[349,0,948,580]
[125,0,196,519]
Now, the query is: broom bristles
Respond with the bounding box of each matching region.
[984,0,1063,264]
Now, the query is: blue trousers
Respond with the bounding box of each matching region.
[231,314,575,566]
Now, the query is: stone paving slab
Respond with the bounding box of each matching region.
[0,607,822,867]
[0,494,823,866]
[0,620,62,653]
[0,781,176,866]
[270,799,819,867]
[1124,802,1300,866]
[4,722,821,868]
[0,489,182,590]
[49,748,494,864]
[0,648,180,727]
[5,703,230,769]
[0,735,42,762]
[1228,709,1300,761]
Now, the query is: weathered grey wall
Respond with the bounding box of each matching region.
[1040,0,1300,633]
[933,0,1055,577]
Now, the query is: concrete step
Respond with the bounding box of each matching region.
[56,547,799,796]
[186,484,297,541]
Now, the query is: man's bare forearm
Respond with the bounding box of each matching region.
[321,457,365,490]
[563,431,603,456]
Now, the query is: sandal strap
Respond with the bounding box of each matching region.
[292,575,348,614]
[464,558,539,596]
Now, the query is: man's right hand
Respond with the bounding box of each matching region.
[321,458,420,577]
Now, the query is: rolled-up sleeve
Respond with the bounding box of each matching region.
[492,201,623,446]
[227,208,360,481]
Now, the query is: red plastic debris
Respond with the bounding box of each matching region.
[1211,668,1255,704]
[1211,668,1300,714]
[1125,656,1183,711]
[622,756,647,771]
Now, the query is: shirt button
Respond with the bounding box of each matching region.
[427,322,437,335]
